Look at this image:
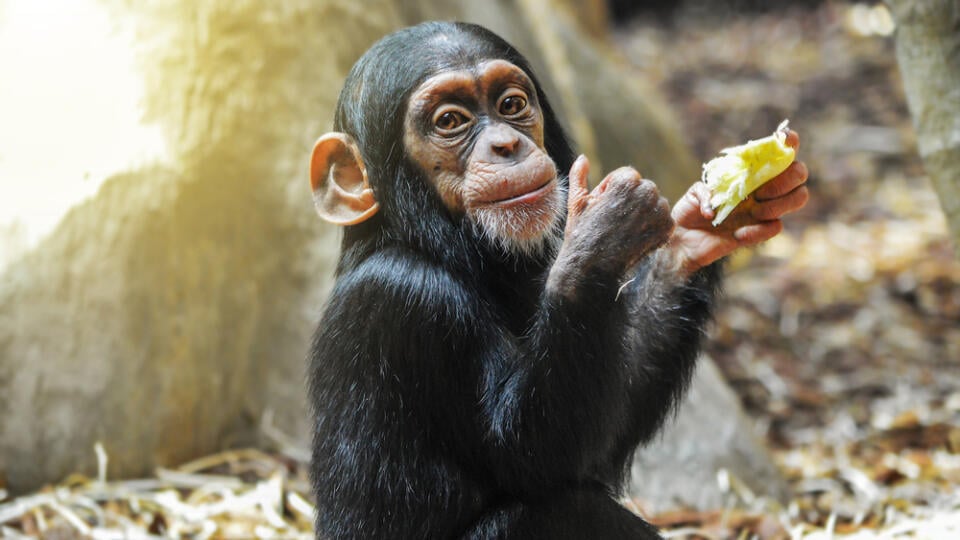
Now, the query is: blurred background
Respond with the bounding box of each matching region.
[1,0,958,537]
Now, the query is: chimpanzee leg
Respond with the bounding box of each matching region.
[464,489,662,540]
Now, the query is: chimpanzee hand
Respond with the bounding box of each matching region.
[669,129,809,275]
[549,155,674,296]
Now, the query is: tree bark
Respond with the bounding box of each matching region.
[888,0,960,256]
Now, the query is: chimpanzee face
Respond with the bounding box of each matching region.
[403,59,564,254]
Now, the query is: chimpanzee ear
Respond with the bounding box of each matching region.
[310,132,379,225]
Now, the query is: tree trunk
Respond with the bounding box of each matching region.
[888,0,960,256]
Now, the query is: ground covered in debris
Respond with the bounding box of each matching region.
[1,3,958,539]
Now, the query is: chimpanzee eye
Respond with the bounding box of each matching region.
[434,108,471,134]
[498,94,528,117]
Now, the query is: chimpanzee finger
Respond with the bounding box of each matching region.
[753,161,808,201]
[733,219,783,245]
[567,155,590,216]
[691,181,716,220]
[784,129,800,151]
[595,166,642,197]
[750,185,809,221]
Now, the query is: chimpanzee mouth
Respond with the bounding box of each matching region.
[486,177,555,206]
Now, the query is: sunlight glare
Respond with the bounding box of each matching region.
[0,0,167,255]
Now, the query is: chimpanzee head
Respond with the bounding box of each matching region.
[310,22,576,260]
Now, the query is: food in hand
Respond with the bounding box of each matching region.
[701,120,795,226]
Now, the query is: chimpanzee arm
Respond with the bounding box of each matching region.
[480,256,723,494]
[606,132,809,451]
[479,165,683,492]
[617,254,724,451]
[601,135,808,465]
[480,260,639,489]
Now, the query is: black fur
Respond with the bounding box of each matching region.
[308,22,723,540]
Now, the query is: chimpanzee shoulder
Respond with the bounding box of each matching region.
[316,247,483,344]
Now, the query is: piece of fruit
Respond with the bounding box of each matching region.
[701,120,796,226]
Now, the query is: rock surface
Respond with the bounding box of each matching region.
[631,358,789,511]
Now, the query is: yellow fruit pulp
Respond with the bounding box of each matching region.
[701,119,796,226]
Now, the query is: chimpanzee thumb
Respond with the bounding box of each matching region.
[567,155,590,218]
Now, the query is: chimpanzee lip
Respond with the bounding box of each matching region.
[484,177,555,206]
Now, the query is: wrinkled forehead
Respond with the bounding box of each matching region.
[406,59,535,113]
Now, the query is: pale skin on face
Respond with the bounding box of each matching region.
[310,59,563,253]
[403,60,562,250]
[403,60,550,205]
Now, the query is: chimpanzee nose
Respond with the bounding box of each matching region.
[489,125,521,158]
